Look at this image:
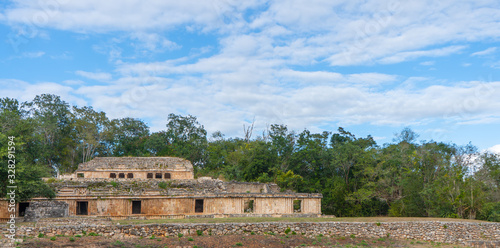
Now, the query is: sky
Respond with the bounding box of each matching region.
[0,0,500,152]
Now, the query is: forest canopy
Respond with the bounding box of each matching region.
[0,94,499,221]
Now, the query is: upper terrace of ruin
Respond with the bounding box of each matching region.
[76,157,193,171]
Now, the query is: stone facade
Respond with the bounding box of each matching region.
[23,201,69,222]
[5,220,500,245]
[0,157,322,221]
[74,157,195,180]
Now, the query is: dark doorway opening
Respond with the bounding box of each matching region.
[244,200,254,213]
[76,201,88,215]
[110,173,116,178]
[147,173,153,178]
[195,199,204,213]
[19,202,29,217]
[132,201,141,214]
[127,173,134,178]
[164,173,171,179]
[293,200,302,213]
[118,173,125,178]
[155,173,162,179]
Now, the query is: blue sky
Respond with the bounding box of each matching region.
[1,0,500,152]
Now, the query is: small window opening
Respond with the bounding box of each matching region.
[19,202,29,217]
[76,201,88,215]
[127,173,134,178]
[244,200,254,213]
[77,173,84,178]
[195,199,204,213]
[147,173,153,179]
[293,200,302,213]
[118,173,125,178]
[110,173,116,178]
[164,173,171,179]
[155,173,162,179]
[132,201,141,214]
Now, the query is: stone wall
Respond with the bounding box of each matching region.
[23,201,69,222]
[8,221,500,245]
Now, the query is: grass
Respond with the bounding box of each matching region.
[112,216,489,225]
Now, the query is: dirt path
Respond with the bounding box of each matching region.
[20,233,468,248]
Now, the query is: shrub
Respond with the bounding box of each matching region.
[88,232,98,236]
[158,181,169,189]
[350,234,356,238]
[291,231,297,235]
[37,233,44,238]
[75,235,82,238]
[196,230,203,236]
[50,237,56,241]
[235,242,243,246]
[250,231,255,235]
[112,240,124,245]
[376,222,381,226]
[69,237,75,242]
[149,235,156,239]
[177,233,184,238]
[284,227,291,234]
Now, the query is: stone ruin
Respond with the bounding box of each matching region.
[23,201,69,222]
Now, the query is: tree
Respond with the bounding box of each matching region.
[111,117,149,156]
[165,114,207,168]
[0,98,55,201]
[72,106,112,166]
[24,94,73,174]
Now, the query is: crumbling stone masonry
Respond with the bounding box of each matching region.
[4,220,500,246]
[22,201,69,222]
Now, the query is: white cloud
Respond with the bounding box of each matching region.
[21,51,45,58]
[75,70,112,82]
[487,144,500,154]
[3,0,500,67]
[130,32,181,53]
[378,46,466,64]
[471,47,497,56]
[420,61,435,66]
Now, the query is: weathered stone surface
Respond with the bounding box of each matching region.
[77,157,193,171]
[4,220,499,245]
[23,201,69,222]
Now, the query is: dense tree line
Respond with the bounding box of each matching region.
[0,94,499,221]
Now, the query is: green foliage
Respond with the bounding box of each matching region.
[478,202,500,222]
[158,181,170,189]
[1,94,498,221]
[37,233,44,238]
[109,181,118,188]
[69,237,75,242]
[88,232,98,236]
[284,227,291,234]
[235,242,243,246]
[50,236,56,241]
[196,230,203,236]
[177,233,183,238]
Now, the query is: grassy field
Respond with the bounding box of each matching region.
[113,216,490,225]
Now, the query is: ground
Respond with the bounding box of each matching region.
[19,233,470,248]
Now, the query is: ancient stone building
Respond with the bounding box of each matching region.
[0,157,322,221]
